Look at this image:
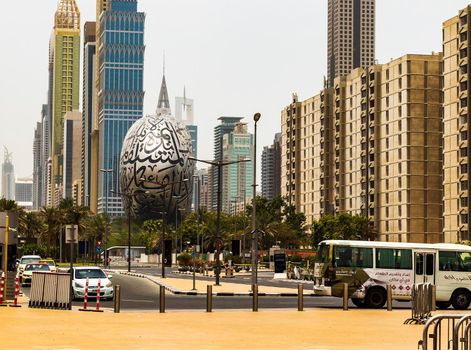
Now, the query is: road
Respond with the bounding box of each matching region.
[22,273,411,311]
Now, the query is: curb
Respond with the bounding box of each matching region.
[111,270,318,297]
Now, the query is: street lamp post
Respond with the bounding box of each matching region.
[140,177,189,268]
[111,189,147,273]
[178,207,186,253]
[99,168,113,268]
[189,156,251,286]
[157,211,167,278]
[252,112,261,286]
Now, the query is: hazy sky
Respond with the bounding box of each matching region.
[0,0,470,178]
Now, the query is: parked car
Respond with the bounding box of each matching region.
[39,259,57,272]
[21,263,51,286]
[17,255,42,277]
[70,267,113,301]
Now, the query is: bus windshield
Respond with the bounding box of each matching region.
[316,243,330,263]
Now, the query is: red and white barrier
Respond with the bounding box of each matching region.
[83,278,89,310]
[96,279,101,311]
[10,277,21,307]
[0,272,4,306]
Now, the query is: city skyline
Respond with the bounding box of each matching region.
[1,0,470,179]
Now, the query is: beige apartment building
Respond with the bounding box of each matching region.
[282,53,443,243]
[443,7,471,242]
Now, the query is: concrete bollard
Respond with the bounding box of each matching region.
[206,285,212,312]
[343,283,348,311]
[252,284,258,312]
[431,285,436,312]
[159,285,165,313]
[298,284,304,311]
[387,284,392,311]
[114,285,121,313]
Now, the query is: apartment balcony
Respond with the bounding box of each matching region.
[360,163,366,170]
[460,173,469,182]
[361,110,367,118]
[460,139,468,149]
[369,120,375,128]
[460,57,468,67]
[369,188,375,195]
[460,90,469,99]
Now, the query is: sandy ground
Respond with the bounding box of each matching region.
[0,306,433,350]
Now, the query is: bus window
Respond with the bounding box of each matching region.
[376,248,412,269]
[316,244,330,264]
[460,252,471,271]
[334,246,373,268]
[439,251,471,272]
[426,254,434,276]
[416,254,424,275]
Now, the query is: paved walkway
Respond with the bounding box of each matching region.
[117,270,313,295]
[0,306,443,349]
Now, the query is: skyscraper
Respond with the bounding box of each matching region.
[15,178,33,210]
[51,0,81,205]
[33,121,43,210]
[221,123,253,213]
[97,0,145,216]
[210,117,243,211]
[327,0,375,87]
[81,22,96,208]
[175,88,198,158]
[1,148,15,200]
[63,111,82,200]
[261,133,281,200]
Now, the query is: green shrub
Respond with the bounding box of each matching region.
[288,254,303,263]
[177,252,192,266]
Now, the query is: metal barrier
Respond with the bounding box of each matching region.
[29,272,71,310]
[418,314,471,350]
[404,283,434,325]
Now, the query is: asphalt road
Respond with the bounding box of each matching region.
[21,273,412,311]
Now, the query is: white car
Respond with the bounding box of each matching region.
[21,263,51,286]
[71,267,114,301]
[17,255,42,277]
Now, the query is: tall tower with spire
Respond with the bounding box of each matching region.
[51,0,81,205]
[97,0,145,216]
[156,73,171,116]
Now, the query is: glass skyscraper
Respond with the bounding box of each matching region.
[97,0,145,216]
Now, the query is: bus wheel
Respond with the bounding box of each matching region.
[365,288,387,309]
[351,298,366,308]
[451,289,471,310]
[436,301,451,310]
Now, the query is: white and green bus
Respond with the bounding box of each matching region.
[313,240,471,309]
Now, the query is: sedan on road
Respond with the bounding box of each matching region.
[71,267,114,301]
[21,263,51,286]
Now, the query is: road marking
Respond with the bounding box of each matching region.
[122,299,155,303]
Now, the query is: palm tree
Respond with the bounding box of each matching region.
[40,206,61,256]
[18,211,43,240]
[0,197,18,211]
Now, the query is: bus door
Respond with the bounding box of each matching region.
[414,251,435,284]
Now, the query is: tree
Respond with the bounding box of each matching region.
[18,211,43,240]
[39,206,61,256]
[311,212,377,246]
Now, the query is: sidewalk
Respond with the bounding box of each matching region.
[0,305,439,349]
[118,270,314,295]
